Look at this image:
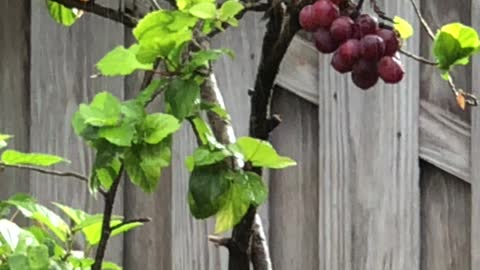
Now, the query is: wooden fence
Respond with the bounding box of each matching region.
[0,0,478,269]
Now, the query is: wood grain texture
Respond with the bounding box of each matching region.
[0,1,30,200]
[419,101,470,182]
[420,161,471,270]
[420,0,472,121]
[29,0,124,264]
[470,1,480,268]
[317,2,420,270]
[269,88,319,270]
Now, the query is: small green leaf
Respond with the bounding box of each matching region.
[52,203,87,225]
[189,3,217,19]
[226,17,239,27]
[235,137,296,169]
[125,141,171,192]
[191,146,232,167]
[90,143,121,192]
[433,22,480,72]
[47,0,80,27]
[214,180,250,233]
[79,92,122,127]
[200,102,231,120]
[143,113,181,144]
[96,45,154,76]
[188,164,231,219]
[27,245,49,269]
[133,79,167,106]
[393,16,413,40]
[0,134,12,149]
[165,78,201,119]
[8,254,29,270]
[219,0,244,21]
[184,49,234,73]
[111,221,144,237]
[244,172,267,206]
[190,116,215,145]
[1,150,66,167]
[98,123,136,147]
[185,155,195,172]
[102,261,122,270]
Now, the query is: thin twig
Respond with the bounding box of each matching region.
[50,0,138,28]
[408,0,435,40]
[208,235,232,247]
[111,218,151,231]
[399,48,437,65]
[91,166,124,270]
[150,0,162,10]
[0,162,88,183]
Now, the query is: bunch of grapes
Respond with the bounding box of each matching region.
[299,0,405,90]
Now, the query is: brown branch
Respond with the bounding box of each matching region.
[50,0,138,28]
[91,166,124,270]
[408,0,435,40]
[399,48,437,65]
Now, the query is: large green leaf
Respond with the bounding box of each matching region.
[189,3,217,19]
[1,150,66,167]
[0,220,37,251]
[214,179,250,233]
[143,113,181,144]
[96,45,153,76]
[235,137,296,169]
[52,203,87,225]
[27,245,49,270]
[165,78,200,119]
[8,254,29,270]
[98,123,136,147]
[188,164,231,219]
[6,195,70,242]
[125,141,172,192]
[46,0,80,27]
[433,23,480,74]
[78,92,122,127]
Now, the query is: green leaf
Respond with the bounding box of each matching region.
[0,134,12,150]
[1,150,66,167]
[393,16,413,40]
[200,102,231,120]
[125,141,171,192]
[184,49,234,73]
[90,143,121,192]
[185,155,195,172]
[52,203,87,225]
[190,116,215,145]
[0,220,34,250]
[27,245,49,270]
[96,45,154,76]
[111,221,144,237]
[6,195,70,242]
[79,92,122,127]
[433,22,480,72]
[8,254,29,270]
[72,111,98,141]
[188,165,231,219]
[191,146,232,167]
[133,79,167,106]
[79,216,134,246]
[235,137,296,169]
[102,261,122,270]
[244,172,267,206]
[189,3,217,19]
[98,123,135,147]
[143,113,181,144]
[165,78,200,119]
[47,0,80,27]
[214,179,250,233]
[219,0,244,21]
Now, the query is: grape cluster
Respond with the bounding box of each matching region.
[299,0,405,90]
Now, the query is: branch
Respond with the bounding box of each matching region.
[110,217,151,231]
[0,162,88,182]
[251,214,272,270]
[408,0,435,40]
[50,0,138,28]
[399,48,437,65]
[91,166,124,270]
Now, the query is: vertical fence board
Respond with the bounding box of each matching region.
[0,1,30,199]
[269,88,319,270]
[420,161,471,270]
[470,1,480,268]
[29,1,124,264]
[317,1,420,269]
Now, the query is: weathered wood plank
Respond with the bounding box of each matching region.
[29,0,125,264]
[317,1,420,269]
[0,1,30,200]
[419,101,470,182]
[470,1,480,268]
[420,161,471,270]
[269,87,319,270]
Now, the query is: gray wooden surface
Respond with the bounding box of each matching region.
[0,0,479,269]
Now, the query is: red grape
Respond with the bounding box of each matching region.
[331,39,361,73]
[314,28,339,53]
[312,0,340,28]
[360,34,385,60]
[376,29,400,56]
[352,59,379,89]
[378,56,405,83]
[299,5,317,32]
[330,16,354,43]
[355,14,378,37]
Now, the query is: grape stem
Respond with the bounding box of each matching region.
[399,48,437,66]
